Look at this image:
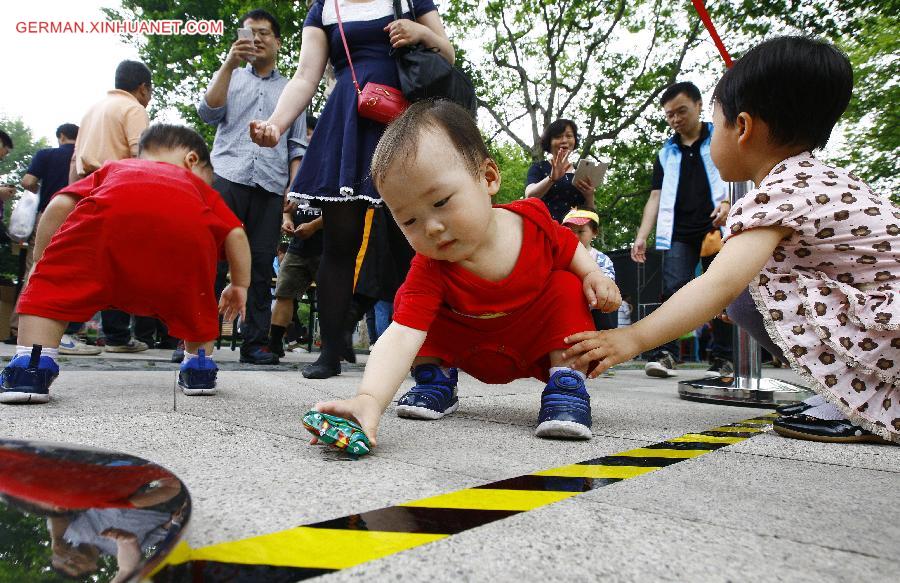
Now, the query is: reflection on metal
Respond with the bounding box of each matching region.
[679,180,813,408]
[152,414,777,581]
[0,439,190,582]
[678,375,812,408]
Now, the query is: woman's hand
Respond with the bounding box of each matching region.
[249,120,282,148]
[574,176,596,198]
[384,19,430,49]
[550,147,573,182]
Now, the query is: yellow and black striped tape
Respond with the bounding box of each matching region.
[152,413,778,581]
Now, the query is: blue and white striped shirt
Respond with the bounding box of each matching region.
[198,65,307,196]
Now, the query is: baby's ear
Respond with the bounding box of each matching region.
[483,158,501,197]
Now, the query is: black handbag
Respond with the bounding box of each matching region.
[391,0,477,116]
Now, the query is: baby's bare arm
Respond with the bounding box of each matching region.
[33,194,79,263]
[223,228,250,287]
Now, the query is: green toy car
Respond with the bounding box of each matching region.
[302,411,371,456]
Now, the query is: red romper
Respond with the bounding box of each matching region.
[393,198,594,384]
[17,159,243,342]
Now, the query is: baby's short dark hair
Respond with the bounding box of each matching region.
[540,119,579,153]
[371,99,488,189]
[713,36,852,150]
[139,124,211,167]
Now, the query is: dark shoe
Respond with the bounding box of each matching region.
[645,351,678,378]
[342,331,356,364]
[178,349,218,396]
[396,364,459,420]
[773,414,893,444]
[1,345,58,404]
[239,346,279,365]
[269,340,286,358]
[704,357,735,378]
[535,370,592,439]
[3,335,17,345]
[775,394,825,416]
[302,358,341,379]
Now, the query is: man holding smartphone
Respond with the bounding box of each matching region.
[198,9,307,365]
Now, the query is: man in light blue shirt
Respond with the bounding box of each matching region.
[198,8,307,365]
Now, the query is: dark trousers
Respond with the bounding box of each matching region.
[653,236,733,361]
[101,310,158,345]
[726,288,785,362]
[213,175,282,353]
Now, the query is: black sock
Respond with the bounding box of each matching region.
[269,325,286,349]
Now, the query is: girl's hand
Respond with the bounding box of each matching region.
[583,272,621,312]
[384,19,429,48]
[312,394,383,447]
[563,329,641,378]
[219,284,247,322]
[249,120,281,148]
[550,147,573,182]
[710,201,731,227]
[574,176,595,198]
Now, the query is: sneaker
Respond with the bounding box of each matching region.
[178,349,218,396]
[704,357,735,378]
[645,351,678,378]
[239,346,279,365]
[0,345,59,404]
[170,340,185,364]
[104,339,149,353]
[58,334,101,356]
[396,364,459,420]
[535,370,592,439]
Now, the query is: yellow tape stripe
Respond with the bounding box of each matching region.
[534,464,660,479]
[668,434,747,444]
[189,527,445,570]
[400,488,577,511]
[707,426,764,433]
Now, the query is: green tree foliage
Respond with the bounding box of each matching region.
[104,1,316,144]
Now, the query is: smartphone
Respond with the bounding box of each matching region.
[237,28,256,62]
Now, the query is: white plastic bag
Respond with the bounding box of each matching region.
[8,190,39,242]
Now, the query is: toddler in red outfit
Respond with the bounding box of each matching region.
[1,124,250,404]
[311,100,621,449]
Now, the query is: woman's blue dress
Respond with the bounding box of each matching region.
[290,0,437,204]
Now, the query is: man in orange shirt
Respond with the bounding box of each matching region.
[68,60,156,353]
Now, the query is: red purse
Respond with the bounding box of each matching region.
[334,0,410,125]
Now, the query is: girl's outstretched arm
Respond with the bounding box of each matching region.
[563,225,791,377]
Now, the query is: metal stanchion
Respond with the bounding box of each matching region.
[678,181,811,408]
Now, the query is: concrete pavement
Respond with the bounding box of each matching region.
[1,345,897,582]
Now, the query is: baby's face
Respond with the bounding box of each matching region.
[379,131,497,263]
[567,223,595,248]
[191,161,214,185]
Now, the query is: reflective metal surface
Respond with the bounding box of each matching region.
[678,375,812,408]
[0,439,190,582]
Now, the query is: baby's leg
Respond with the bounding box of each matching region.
[397,356,458,420]
[548,349,585,375]
[18,315,67,348]
[1,315,65,404]
[184,340,215,356]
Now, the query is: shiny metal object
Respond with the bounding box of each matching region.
[0,439,190,582]
[678,181,812,408]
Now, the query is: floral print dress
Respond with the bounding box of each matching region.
[723,152,899,443]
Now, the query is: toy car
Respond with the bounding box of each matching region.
[302,410,371,456]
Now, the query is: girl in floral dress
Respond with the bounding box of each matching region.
[563,36,898,444]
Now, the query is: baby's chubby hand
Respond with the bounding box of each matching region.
[563,328,641,378]
[311,394,383,448]
[583,271,621,313]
